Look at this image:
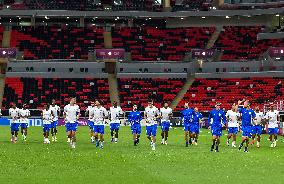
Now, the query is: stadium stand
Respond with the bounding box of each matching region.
[177,77,284,111]
[11,26,104,60]
[213,26,284,61]
[112,27,215,61]
[118,78,186,110]
[3,78,110,109]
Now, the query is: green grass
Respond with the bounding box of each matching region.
[0,126,283,184]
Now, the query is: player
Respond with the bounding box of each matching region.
[144,100,159,151]
[191,107,203,145]
[109,101,124,143]
[159,102,173,145]
[208,102,226,152]
[9,103,20,143]
[42,104,54,144]
[238,100,256,152]
[265,105,280,148]
[63,97,80,149]
[251,106,264,148]
[128,104,142,146]
[181,102,194,147]
[93,100,108,149]
[86,101,96,143]
[19,104,30,141]
[226,104,240,147]
[50,99,60,142]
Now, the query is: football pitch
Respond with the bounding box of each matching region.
[0,126,283,184]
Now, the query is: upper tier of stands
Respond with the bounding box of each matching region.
[8,26,284,62]
[0,0,282,11]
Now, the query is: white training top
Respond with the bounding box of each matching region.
[265,110,279,128]
[42,109,53,125]
[254,112,264,125]
[145,106,159,126]
[50,105,60,121]
[93,106,108,125]
[226,110,239,128]
[9,108,19,123]
[64,104,80,123]
[109,106,123,122]
[86,105,95,121]
[19,109,30,124]
[159,107,172,122]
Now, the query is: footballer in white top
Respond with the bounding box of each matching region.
[9,103,20,143]
[144,101,159,151]
[93,100,108,149]
[42,104,54,144]
[85,101,96,143]
[265,106,279,148]
[251,106,264,148]
[159,102,172,145]
[226,104,240,147]
[63,98,80,148]
[19,104,30,141]
[109,101,124,143]
[50,99,60,142]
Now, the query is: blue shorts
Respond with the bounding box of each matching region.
[11,123,20,132]
[51,121,58,128]
[21,123,28,129]
[93,125,104,134]
[190,124,199,134]
[184,122,190,132]
[228,127,238,134]
[161,121,170,131]
[88,120,94,130]
[131,124,141,134]
[146,124,158,136]
[211,126,222,137]
[268,128,278,135]
[110,123,120,131]
[252,125,262,135]
[65,122,78,132]
[242,126,252,137]
[43,124,51,132]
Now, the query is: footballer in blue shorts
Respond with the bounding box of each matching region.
[266,105,280,148]
[144,100,160,151]
[238,100,256,152]
[190,107,203,146]
[18,104,30,142]
[159,102,172,145]
[63,98,80,149]
[128,104,142,146]
[85,101,95,143]
[181,102,194,147]
[50,99,60,142]
[109,101,124,143]
[42,104,54,144]
[9,103,20,143]
[208,102,226,152]
[251,106,264,148]
[93,100,108,149]
[226,104,240,147]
